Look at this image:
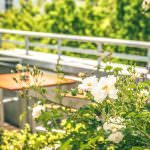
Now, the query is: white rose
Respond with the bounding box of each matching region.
[142,0,150,11]
[52,129,65,134]
[103,122,125,133]
[91,75,118,103]
[140,89,149,96]
[78,76,98,92]
[42,147,52,150]
[109,116,124,124]
[97,126,102,131]
[32,105,45,119]
[108,131,124,143]
[103,117,125,133]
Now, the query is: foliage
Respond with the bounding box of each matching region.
[0,125,62,150]
[115,0,150,41]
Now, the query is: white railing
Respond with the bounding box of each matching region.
[0,29,150,67]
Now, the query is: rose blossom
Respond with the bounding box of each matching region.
[108,131,124,143]
[103,117,125,133]
[91,75,118,103]
[78,76,98,92]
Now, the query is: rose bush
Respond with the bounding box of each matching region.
[0,65,150,149]
[53,67,149,149]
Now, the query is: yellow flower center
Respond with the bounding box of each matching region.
[87,83,92,86]
[102,85,109,91]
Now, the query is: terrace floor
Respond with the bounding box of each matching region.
[0,49,149,78]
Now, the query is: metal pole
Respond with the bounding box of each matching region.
[25,36,29,55]
[97,43,103,71]
[148,48,150,66]
[0,33,2,48]
[56,39,63,75]
[57,39,62,60]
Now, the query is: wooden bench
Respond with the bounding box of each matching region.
[0,73,76,132]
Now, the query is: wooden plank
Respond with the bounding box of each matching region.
[0,73,76,91]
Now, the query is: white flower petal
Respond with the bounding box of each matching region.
[32,105,45,119]
[108,131,124,143]
[103,117,125,133]
[108,88,118,99]
[91,87,107,103]
[78,76,98,92]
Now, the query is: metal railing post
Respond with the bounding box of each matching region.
[25,36,29,55]
[0,33,2,48]
[56,39,62,73]
[148,48,150,70]
[97,43,103,71]
[57,39,62,59]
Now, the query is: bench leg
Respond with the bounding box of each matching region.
[18,90,36,132]
[0,89,4,126]
[18,92,28,129]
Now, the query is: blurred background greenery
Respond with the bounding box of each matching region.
[0,0,149,66]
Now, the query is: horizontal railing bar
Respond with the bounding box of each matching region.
[2,39,58,50]
[2,39,148,62]
[0,29,150,49]
[29,43,57,50]
[0,62,17,67]
[2,39,24,45]
[0,57,21,62]
[60,46,99,55]
[112,53,148,62]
